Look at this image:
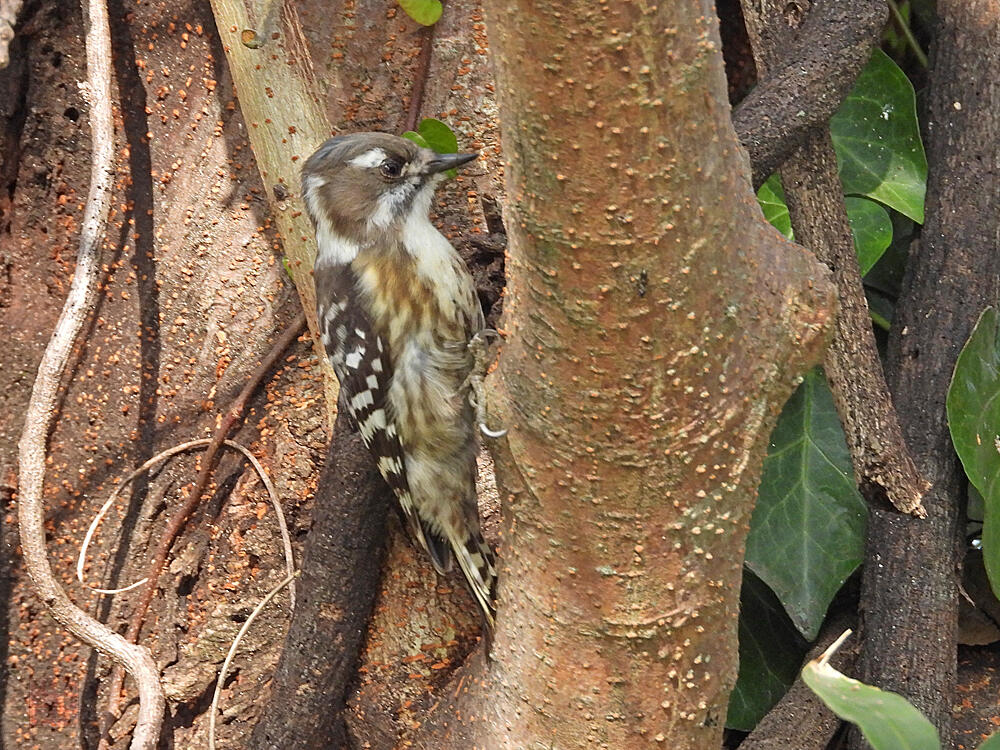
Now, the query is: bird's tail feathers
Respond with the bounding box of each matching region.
[399,495,453,575]
[450,529,497,630]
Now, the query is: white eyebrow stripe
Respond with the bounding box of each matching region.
[349,148,388,169]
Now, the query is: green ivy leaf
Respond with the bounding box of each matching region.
[401,130,430,150]
[403,118,461,177]
[947,307,1000,598]
[831,48,928,223]
[845,196,892,275]
[757,175,792,240]
[803,634,939,750]
[416,117,459,155]
[746,369,867,640]
[758,179,889,278]
[398,0,442,26]
[727,570,807,730]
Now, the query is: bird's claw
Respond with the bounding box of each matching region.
[468,330,508,440]
[479,422,508,439]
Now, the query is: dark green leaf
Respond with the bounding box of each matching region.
[831,48,927,223]
[803,636,939,750]
[727,570,807,730]
[947,307,1000,598]
[397,0,442,26]
[746,369,867,639]
[969,485,986,525]
[410,118,460,177]
[862,210,914,303]
[756,179,892,279]
[845,197,892,276]
[757,175,792,240]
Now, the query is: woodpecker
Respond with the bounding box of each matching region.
[301,132,497,628]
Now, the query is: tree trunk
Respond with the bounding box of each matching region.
[413,1,835,747]
[0,0,323,746]
[247,411,391,750]
[854,1,1000,742]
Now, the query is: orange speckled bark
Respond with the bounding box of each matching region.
[415,2,835,748]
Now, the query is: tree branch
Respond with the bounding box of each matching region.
[781,133,928,516]
[209,0,339,426]
[404,22,436,133]
[101,314,305,734]
[739,613,856,750]
[733,0,887,190]
[249,410,393,750]
[15,0,165,747]
[740,0,929,517]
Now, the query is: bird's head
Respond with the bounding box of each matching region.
[301,132,477,253]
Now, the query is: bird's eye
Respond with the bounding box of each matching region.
[379,159,403,179]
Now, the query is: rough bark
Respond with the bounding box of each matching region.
[0,0,318,746]
[739,614,856,750]
[781,133,927,517]
[412,1,835,748]
[0,0,22,69]
[731,0,887,190]
[248,411,391,750]
[853,1,1000,742]
[742,0,929,518]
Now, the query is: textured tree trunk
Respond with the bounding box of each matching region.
[853,1,1000,742]
[412,1,835,747]
[0,0,500,746]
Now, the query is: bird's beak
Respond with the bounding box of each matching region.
[424,152,478,175]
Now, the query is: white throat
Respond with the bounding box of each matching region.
[400,184,465,317]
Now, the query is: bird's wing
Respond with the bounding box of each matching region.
[315,262,451,573]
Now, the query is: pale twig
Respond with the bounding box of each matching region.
[208,570,299,750]
[77,438,296,605]
[15,0,165,746]
[77,439,206,595]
